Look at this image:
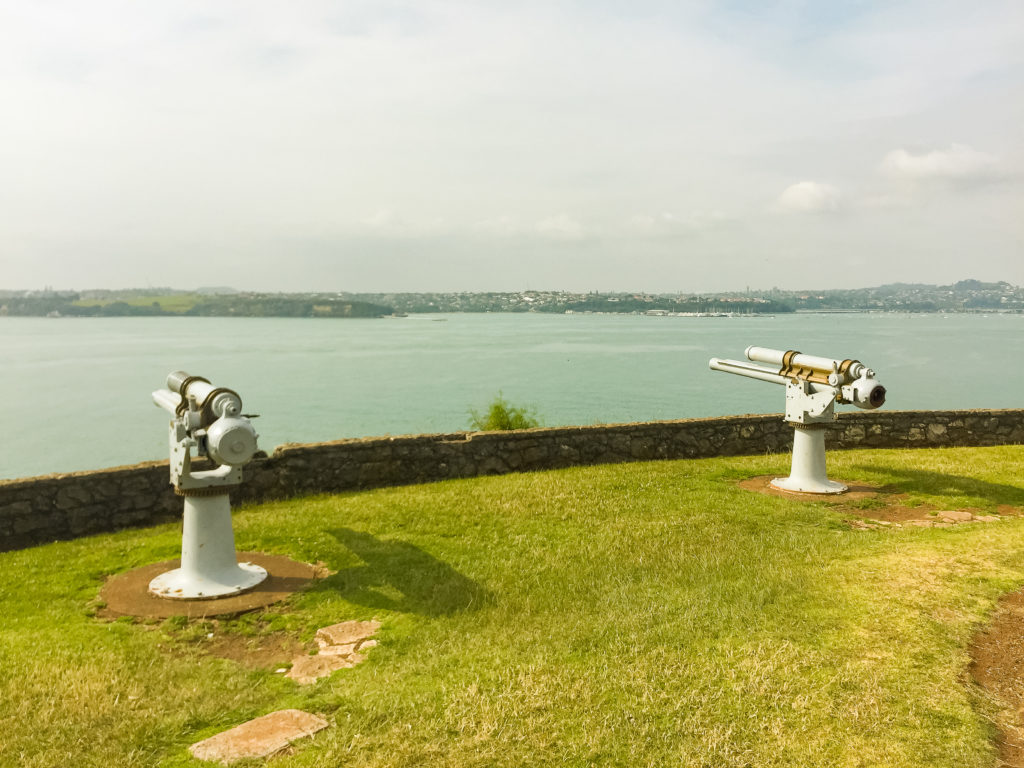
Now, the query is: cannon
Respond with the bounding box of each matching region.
[150,371,267,599]
[709,346,886,493]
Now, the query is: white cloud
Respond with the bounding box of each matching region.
[880,144,999,181]
[472,215,522,237]
[363,209,398,229]
[628,210,732,235]
[859,193,914,210]
[536,214,585,240]
[360,209,446,237]
[775,182,841,214]
[628,212,679,232]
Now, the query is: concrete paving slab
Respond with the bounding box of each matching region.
[286,620,381,684]
[286,653,358,684]
[937,510,974,522]
[189,709,328,764]
[315,620,381,648]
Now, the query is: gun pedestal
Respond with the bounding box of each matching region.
[710,347,886,496]
[769,373,848,493]
[150,372,267,600]
[773,424,846,494]
[150,492,267,599]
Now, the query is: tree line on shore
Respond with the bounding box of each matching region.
[0,296,394,319]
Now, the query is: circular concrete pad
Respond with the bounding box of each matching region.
[737,475,880,500]
[99,553,322,619]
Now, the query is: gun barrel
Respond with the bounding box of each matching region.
[745,346,869,380]
[709,357,789,386]
[165,370,242,419]
[152,388,181,415]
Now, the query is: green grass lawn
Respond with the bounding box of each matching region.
[3,446,1024,767]
[71,294,202,313]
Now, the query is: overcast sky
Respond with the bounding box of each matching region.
[2,1,1021,293]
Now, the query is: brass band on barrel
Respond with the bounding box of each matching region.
[778,350,861,386]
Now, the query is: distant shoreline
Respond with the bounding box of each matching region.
[4,307,1023,319]
[3,279,1021,316]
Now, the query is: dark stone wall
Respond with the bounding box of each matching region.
[3,409,1023,552]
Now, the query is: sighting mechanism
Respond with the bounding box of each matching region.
[709,346,886,494]
[150,371,267,599]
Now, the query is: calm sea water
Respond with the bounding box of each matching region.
[1,312,1021,480]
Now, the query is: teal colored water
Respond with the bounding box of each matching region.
[1,312,1021,480]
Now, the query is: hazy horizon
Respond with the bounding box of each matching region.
[3,2,1022,293]
[4,275,1022,296]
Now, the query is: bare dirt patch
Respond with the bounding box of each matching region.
[198,629,310,669]
[97,553,336,670]
[971,589,1024,767]
[97,555,386,676]
[737,475,1020,529]
[178,619,382,679]
[144,615,319,671]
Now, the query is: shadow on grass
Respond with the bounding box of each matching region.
[854,465,1024,507]
[310,528,489,617]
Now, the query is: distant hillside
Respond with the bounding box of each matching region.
[185,296,392,318]
[773,279,1022,312]
[0,293,393,319]
[195,286,240,295]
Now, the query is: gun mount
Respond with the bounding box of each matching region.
[709,346,886,493]
[149,371,267,599]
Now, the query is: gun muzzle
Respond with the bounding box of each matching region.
[842,378,886,409]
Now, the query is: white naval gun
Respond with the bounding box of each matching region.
[709,346,886,493]
[150,371,266,599]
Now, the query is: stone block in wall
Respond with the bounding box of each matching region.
[66,509,94,536]
[522,445,549,466]
[2,501,33,520]
[671,430,700,450]
[478,456,510,475]
[843,425,866,442]
[630,437,655,460]
[55,487,89,511]
[576,437,607,464]
[607,433,630,455]
[12,514,48,535]
[557,443,581,464]
[357,461,390,486]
